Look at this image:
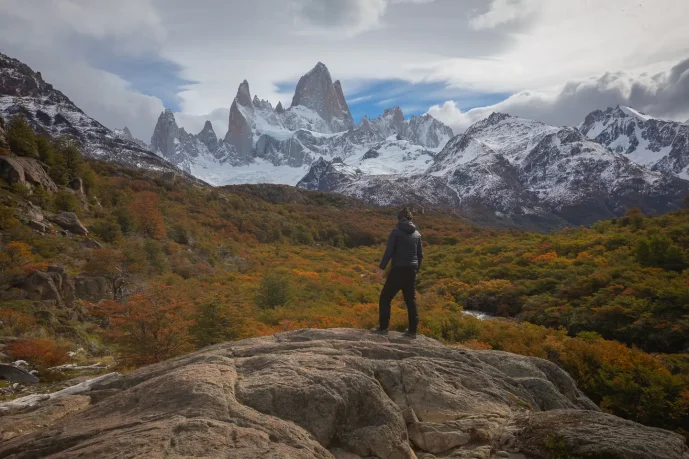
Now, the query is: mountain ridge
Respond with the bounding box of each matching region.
[0,52,186,177]
[299,112,689,229]
[148,62,453,185]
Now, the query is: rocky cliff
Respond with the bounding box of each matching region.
[291,62,354,132]
[579,106,689,179]
[1,329,686,459]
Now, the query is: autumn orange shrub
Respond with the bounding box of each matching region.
[91,283,194,366]
[129,191,166,240]
[0,241,37,275]
[0,309,37,335]
[81,249,125,275]
[7,338,70,368]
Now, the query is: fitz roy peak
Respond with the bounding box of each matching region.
[290,62,354,132]
[149,62,454,185]
[1,50,687,231]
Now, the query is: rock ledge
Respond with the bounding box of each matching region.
[0,328,686,459]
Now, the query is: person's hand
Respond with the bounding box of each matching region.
[376,268,384,282]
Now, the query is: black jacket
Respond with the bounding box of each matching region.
[379,220,423,271]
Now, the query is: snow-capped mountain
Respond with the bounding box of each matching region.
[150,62,454,185]
[579,106,689,180]
[114,126,147,149]
[299,113,689,229]
[0,52,183,175]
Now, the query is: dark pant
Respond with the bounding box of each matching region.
[379,267,419,333]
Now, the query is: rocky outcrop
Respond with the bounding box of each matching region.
[113,127,147,149]
[1,329,685,459]
[17,266,117,311]
[0,116,7,149]
[196,120,218,152]
[48,212,88,235]
[0,156,58,191]
[74,276,115,303]
[149,109,187,164]
[0,395,90,442]
[297,157,363,192]
[291,62,354,132]
[19,265,75,309]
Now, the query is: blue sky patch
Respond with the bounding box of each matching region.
[275,79,510,123]
[82,44,195,112]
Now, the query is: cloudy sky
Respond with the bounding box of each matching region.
[1,0,688,140]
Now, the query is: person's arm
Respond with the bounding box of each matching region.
[416,236,424,272]
[379,230,397,270]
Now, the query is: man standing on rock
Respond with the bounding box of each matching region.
[372,208,423,339]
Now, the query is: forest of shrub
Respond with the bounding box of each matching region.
[1,114,688,438]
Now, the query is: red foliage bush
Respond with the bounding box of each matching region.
[7,338,70,368]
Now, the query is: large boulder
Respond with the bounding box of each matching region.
[74,276,114,303]
[19,265,75,308]
[48,212,88,235]
[0,156,58,192]
[0,329,685,459]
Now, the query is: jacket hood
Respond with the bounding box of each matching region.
[397,219,417,235]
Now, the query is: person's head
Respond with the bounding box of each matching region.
[397,207,413,222]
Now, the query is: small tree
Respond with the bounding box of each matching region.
[255,270,292,309]
[7,115,38,158]
[53,189,81,213]
[636,234,688,272]
[56,137,83,182]
[90,217,123,243]
[190,295,240,347]
[130,191,166,240]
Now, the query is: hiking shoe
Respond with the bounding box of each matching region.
[403,329,417,339]
[371,328,389,335]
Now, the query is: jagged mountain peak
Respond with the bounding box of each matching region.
[616,105,654,121]
[200,120,215,134]
[159,108,177,122]
[464,112,513,136]
[236,80,252,107]
[291,62,354,131]
[275,101,284,114]
[310,61,329,74]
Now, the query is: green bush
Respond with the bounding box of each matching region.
[53,190,81,214]
[636,234,687,272]
[255,270,292,309]
[7,115,38,158]
[90,217,122,243]
[113,207,137,234]
[10,182,32,199]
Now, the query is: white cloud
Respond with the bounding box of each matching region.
[1,0,688,143]
[428,58,689,133]
[0,0,167,140]
[469,0,538,30]
[291,0,437,37]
